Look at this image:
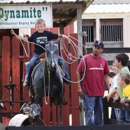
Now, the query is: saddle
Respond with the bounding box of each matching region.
[38,53,65,76]
[39,52,45,59]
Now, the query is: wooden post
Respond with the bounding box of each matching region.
[77,8,83,57]
[77,8,84,125]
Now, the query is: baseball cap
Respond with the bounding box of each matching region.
[94,40,104,49]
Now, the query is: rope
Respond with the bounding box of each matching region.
[11,29,87,88]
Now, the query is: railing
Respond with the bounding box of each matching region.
[103,97,130,125]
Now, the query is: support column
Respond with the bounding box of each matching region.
[59,23,65,55]
[77,8,83,57]
[59,23,64,34]
[123,17,130,47]
[96,18,100,40]
[123,17,127,47]
[77,8,85,126]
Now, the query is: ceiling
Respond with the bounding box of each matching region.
[1,0,94,27]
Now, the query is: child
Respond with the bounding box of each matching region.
[118,73,130,122]
[113,53,130,122]
[119,73,130,106]
[106,62,119,102]
[106,62,119,119]
[18,19,71,86]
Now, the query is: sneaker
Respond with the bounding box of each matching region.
[23,80,28,86]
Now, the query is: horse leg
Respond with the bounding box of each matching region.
[56,106,58,125]
[56,104,62,126]
[34,94,42,104]
[27,81,35,104]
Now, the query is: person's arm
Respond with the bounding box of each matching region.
[120,98,125,104]
[76,71,83,97]
[106,88,117,102]
[58,34,65,38]
[110,88,117,97]
[104,74,110,91]
[120,98,129,106]
[113,92,120,103]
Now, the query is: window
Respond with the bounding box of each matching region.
[82,19,95,42]
[82,26,94,42]
[101,19,123,42]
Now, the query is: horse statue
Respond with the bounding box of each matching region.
[30,39,64,105]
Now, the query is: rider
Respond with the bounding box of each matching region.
[17,19,71,86]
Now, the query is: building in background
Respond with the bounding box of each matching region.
[74,0,130,48]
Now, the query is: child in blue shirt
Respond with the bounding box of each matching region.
[18,19,71,86]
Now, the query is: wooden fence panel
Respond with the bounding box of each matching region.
[52,104,57,125]
[0,34,80,126]
[42,99,51,126]
[70,34,79,125]
[0,39,2,100]
[22,38,31,102]
[61,38,71,126]
[12,36,20,111]
[2,36,11,111]
[1,36,11,125]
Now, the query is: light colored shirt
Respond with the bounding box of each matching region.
[109,75,118,98]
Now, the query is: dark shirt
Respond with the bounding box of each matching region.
[28,30,58,54]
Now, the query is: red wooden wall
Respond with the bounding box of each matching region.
[0,25,80,126]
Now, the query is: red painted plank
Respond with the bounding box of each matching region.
[31,28,36,34]
[52,104,56,126]
[42,98,51,126]
[2,36,10,112]
[61,39,71,125]
[64,24,74,36]
[70,34,79,125]
[11,36,20,111]
[50,28,59,34]
[22,39,31,103]
[2,117,10,126]
[0,73,2,79]
[62,85,70,125]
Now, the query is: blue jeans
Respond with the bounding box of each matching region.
[25,53,70,82]
[58,56,70,80]
[118,109,130,123]
[25,53,39,81]
[84,93,103,125]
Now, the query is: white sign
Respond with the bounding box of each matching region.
[0,5,53,29]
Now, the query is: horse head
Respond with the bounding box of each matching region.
[45,40,59,71]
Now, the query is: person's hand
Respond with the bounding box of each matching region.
[113,95,119,103]
[16,35,21,40]
[77,91,83,97]
[106,95,111,102]
[77,86,83,97]
[120,99,125,104]
[124,103,129,106]
[61,34,66,38]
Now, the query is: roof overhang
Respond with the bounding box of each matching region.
[0,0,94,27]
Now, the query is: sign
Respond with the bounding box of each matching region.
[0,5,53,29]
